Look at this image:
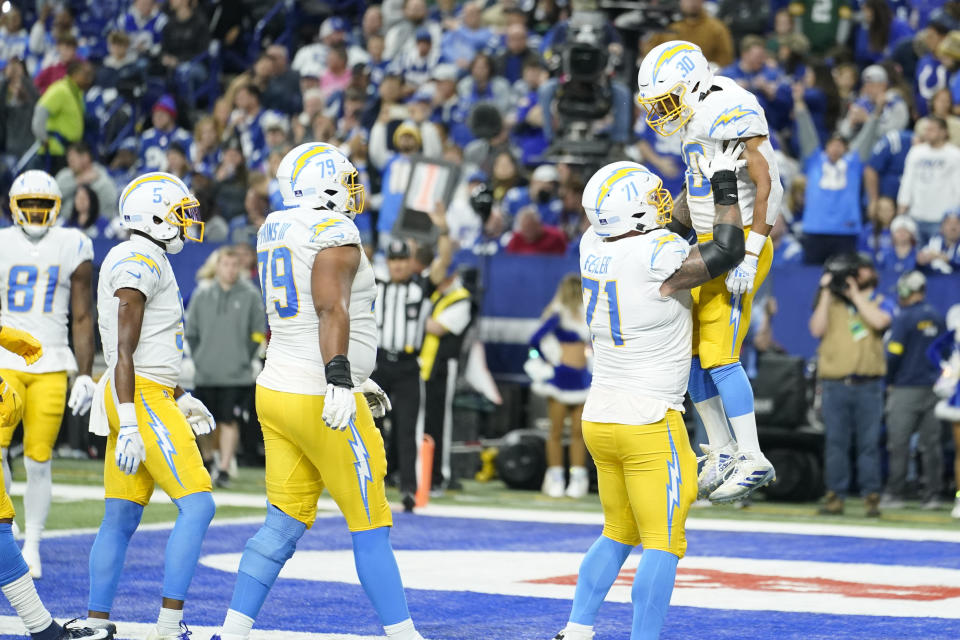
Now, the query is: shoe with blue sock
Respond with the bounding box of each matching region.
[709,451,775,503]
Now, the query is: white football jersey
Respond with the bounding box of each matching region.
[98,235,184,388]
[579,227,693,425]
[256,207,377,395]
[680,76,782,236]
[0,227,93,373]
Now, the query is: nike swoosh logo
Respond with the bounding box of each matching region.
[736,127,748,136]
[126,271,141,279]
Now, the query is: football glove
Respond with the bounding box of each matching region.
[0,381,23,429]
[725,253,759,295]
[0,327,43,365]
[322,384,356,431]
[68,374,96,416]
[176,392,216,436]
[115,403,145,475]
[358,378,392,419]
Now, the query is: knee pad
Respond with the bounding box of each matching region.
[240,505,306,583]
[174,491,216,524]
[687,357,718,403]
[101,498,144,539]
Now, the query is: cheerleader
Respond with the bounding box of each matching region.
[929,304,960,519]
[526,274,592,498]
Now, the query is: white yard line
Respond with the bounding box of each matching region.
[20,482,960,543]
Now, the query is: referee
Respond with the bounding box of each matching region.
[374,203,453,511]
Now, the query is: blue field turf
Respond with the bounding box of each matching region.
[4,513,959,639]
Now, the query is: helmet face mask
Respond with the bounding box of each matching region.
[9,170,62,238]
[582,162,674,237]
[341,169,365,216]
[636,40,711,138]
[637,84,694,137]
[119,172,203,253]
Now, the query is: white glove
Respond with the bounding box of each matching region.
[696,140,746,180]
[322,384,356,431]
[68,374,96,416]
[725,253,759,295]
[176,392,216,436]
[358,378,392,419]
[115,404,145,475]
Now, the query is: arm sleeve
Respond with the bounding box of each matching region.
[897,150,915,207]
[795,105,820,161]
[867,137,890,172]
[529,313,560,351]
[851,111,882,163]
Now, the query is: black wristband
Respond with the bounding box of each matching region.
[324,355,353,388]
[710,169,739,205]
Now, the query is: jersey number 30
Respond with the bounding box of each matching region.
[583,277,623,346]
[257,247,298,318]
[7,266,59,313]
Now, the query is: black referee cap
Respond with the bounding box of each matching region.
[386,238,411,259]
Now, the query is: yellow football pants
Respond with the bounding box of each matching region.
[0,370,67,462]
[104,376,211,504]
[691,231,774,368]
[583,409,698,557]
[255,385,392,531]
[0,379,19,520]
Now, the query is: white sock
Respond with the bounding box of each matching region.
[693,397,732,449]
[156,606,183,636]
[384,618,420,639]
[221,609,255,639]
[1,448,11,496]
[1,572,52,633]
[23,458,51,552]
[562,621,595,639]
[85,617,113,629]
[729,413,761,454]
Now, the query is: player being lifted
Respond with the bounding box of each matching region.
[211,143,424,640]
[0,170,97,578]
[0,328,113,639]
[85,173,217,640]
[551,145,748,640]
[636,41,783,502]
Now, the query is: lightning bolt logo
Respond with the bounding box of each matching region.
[709,105,759,137]
[650,234,681,267]
[141,392,182,487]
[728,292,743,355]
[113,252,161,279]
[653,42,698,83]
[665,426,682,544]
[595,167,647,211]
[347,419,373,523]
[290,144,337,188]
[311,218,344,241]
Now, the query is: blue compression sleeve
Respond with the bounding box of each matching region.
[0,523,28,586]
[229,504,305,619]
[631,549,679,640]
[687,356,719,403]
[162,492,215,600]
[88,499,143,612]
[352,527,411,626]
[708,362,754,418]
[569,535,633,626]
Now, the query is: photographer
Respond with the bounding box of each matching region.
[809,253,894,517]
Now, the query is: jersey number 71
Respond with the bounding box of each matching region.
[582,277,624,346]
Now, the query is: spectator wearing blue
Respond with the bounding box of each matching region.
[634,115,684,198]
[882,270,946,510]
[914,14,954,116]
[93,30,142,91]
[510,56,549,167]
[503,164,562,226]
[854,0,914,68]
[139,95,192,172]
[0,7,30,71]
[793,83,879,264]
[431,63,472,147]
[385,0,442,60]
[292,17,369,78]
[770,216,804,266]
[719,35,786,125]
[406,88,444,157]
[190,116,221,178]
[115,0,167,56]
[395,28,442,89]
[378,122,422,248]
[858,195,896,261]
[458,53,512,117]
[838,65,910,151]
[441,1,498,69]
[864,127,914,220]
[495,23,534,85]
[917,210,960,274]
[877,216,919,299]
[228,84,277,171]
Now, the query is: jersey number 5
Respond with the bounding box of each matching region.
[257,247,298,318]
[682,142,713,199]
[7,266,59,313]
[583,277,623,346]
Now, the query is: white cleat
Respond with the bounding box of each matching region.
[709,452,775,504]
[542,466,566,498]
[565,467,589,498]
[145,622,192,640]
[697,442,738,499]
[21,542,41,579]
[952,495,960,519]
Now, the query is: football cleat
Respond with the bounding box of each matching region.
[146,621,192,640]
[21,541,41,579]
[696,442,738,499]
[709,452,775,504]
[57,619,115,639]
[565,467,589,499]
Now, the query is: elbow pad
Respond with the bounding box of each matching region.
[700,223,745,279]
[710,170,739,205]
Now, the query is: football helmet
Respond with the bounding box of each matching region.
[118,172,203,254]
[9,170,62,238]
[276,142,365,218]
[582,161,673,237]
[636,40,713,137]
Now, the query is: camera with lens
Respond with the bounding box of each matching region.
[823,252,872,300]
[469,183,494,225]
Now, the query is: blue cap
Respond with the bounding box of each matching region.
[467,170,488,184]
[415,27,432,42]
[410,87,433,103]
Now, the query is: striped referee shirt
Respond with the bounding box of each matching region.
[375,276,431,355]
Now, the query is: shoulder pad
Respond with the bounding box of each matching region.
[704,86,768,139]
[306,214,361,250]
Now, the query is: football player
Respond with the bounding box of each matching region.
[0,327,114,639]
[0,169,97,578]
[551,145,747,640]
[211,143,424,640]
[636,41,783,502]
[84,173,217,640]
